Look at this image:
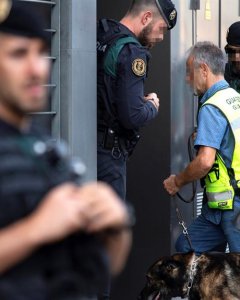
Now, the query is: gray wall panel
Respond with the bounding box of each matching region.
[170,0,196,252]
[51,1,61,139]
[60,0,96,181]
[71,50,96,172]
[221,0,240,49]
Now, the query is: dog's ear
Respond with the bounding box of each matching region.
[173,252,195,264]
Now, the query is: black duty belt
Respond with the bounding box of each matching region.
[98,129,123,159]
[97,127,140,158]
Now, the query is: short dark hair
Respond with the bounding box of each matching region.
[188,42,225,75]
[127,0,177,30]
[127,0,159,18]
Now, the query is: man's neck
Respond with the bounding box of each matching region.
[0,103,29,131]
[206,74,225,90]
[120,16,141,37]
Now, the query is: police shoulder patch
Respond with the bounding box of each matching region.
[132,58,146,76]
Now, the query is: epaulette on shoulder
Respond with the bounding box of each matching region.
[104,36,141,77]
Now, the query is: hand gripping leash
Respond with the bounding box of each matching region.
[176,131,197,203]
[174,131,197,250]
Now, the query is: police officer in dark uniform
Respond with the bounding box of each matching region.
[225,22,240,232]
[0,1,132,299]
[225,21,240,93]
[97,0,177,200]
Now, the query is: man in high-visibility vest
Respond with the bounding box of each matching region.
[164,41,240,254]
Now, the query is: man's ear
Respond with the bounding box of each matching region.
[141,11,153,26]
[200,63,209,77]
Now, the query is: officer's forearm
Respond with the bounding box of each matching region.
[175,148,215,188]
[100,229,132,276]
[0,217,40,274]
[175,159,210,188]
[118,100,158,129]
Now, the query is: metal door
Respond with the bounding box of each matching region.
[20,0,59,135]
[20,0,97,181]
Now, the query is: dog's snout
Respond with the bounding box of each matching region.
[146,274,151,280]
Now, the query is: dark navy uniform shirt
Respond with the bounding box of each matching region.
[0,118,108,300]
[97,19,158,133]
[225,63,240,94]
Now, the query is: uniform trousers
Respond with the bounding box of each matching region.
[176,196,240,255]
[97,144,128,200]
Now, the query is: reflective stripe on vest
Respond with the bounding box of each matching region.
[205,152,234,210]
[201,87,240,210]
[207,190,233,209]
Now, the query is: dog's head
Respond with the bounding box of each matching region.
[138,252,195,300]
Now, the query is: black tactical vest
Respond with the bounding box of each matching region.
[225,63,240,93]
[0,130,108,299]
[97,19,140,135]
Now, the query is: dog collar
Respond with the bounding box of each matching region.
[186,254,200,297]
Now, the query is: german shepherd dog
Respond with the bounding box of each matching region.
[138,252,240,300]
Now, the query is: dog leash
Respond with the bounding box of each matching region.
[176,131,197,204]
[174,198,194,251]
[174,198,200,297]
[186,254,200,297]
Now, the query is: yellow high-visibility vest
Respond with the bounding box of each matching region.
[201,87,240,210]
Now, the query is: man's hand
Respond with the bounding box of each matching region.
[81,182,132,275]
[28,184,89,245]
[0,182,132,275]
[163,175,180,196]
[163,146,216,197]
[79,182,130,233]
[144,92,160,111]
[29,182,130,244]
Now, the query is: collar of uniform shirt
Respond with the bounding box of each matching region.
[200,80,229,105]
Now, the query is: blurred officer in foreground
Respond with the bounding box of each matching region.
[97,0,177,199]
[0,1,132,299]
[225,21,240,93]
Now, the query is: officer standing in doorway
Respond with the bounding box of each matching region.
[0,1,132,299]
[97,0,177,199]
[225,21,240,93]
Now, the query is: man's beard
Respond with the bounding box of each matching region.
[138,23,154,49]
[230,61,240,76]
